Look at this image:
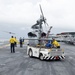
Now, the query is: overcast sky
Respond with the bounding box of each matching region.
[0,0,75,39]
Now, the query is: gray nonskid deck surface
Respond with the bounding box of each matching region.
[0,42,75,75]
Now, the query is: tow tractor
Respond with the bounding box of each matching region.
[27,45,65,60]
[27,5,65,60]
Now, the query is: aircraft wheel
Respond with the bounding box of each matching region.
[39,54,44,60]
[29,49,33,57]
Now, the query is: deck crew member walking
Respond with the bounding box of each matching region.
[19,37,23,47]
[52,38,60,48]
[14,37,18,47]
[9,36,16,53]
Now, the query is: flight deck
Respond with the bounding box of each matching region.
[0,42,75,75]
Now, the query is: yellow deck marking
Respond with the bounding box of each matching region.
[0,44,10,48]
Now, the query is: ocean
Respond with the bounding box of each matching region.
[0,39,9,46]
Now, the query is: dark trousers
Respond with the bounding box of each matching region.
[10,43,15,53]
[14,42,17,47]
[20,42,23,47]
[57,46,60,48]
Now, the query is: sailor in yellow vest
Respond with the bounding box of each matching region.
[52,38,60,48]
[9,36,16,53]
[14,37,18,47]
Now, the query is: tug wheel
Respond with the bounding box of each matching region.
[29,49,33,57]
[39,54,44,60]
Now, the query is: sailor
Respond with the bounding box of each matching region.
[45,40,52,48]
[9,36,16,53]
[19,37,23,47]
[52,38,60,48]
[22,37,24,42]
[14,37,18,47]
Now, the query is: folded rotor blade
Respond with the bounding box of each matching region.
[39,4,44,17]
[39,4,46,22]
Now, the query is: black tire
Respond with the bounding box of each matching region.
[28,49,33,57]
[39,54,44,61]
